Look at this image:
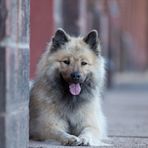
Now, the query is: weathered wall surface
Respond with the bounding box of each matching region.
[0,0,30,148]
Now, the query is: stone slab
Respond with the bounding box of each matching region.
[104,84,148,137]
[29,137,148,148]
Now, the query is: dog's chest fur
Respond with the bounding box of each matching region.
[45,71,97,111]
[52,97,96,136]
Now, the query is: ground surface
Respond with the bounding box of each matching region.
[29,72,148,147]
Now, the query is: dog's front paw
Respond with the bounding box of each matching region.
[79,136,104,146]
[78,136,91,146]
[79,137,90,146]
[62,135,81,146]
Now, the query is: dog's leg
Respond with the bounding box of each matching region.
[45,128,81,146]
[77,113,106,146]
[78,126,108,146]
[78,127,102,146]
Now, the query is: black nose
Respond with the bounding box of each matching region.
[71,72,81,80]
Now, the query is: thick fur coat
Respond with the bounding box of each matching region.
[29,29,107,146]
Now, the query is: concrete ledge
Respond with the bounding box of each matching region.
[29,137,148,148]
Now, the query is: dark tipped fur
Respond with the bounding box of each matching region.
[33,70,96,111]
[30,29,107,146]
[51,29,69,52]
[83,30,99,55]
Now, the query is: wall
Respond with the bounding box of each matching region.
[30,0,54,78]
[0,0,30,147]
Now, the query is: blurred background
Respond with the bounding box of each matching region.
[30,1,148,143]
[0,0,147,147]
[30,0,148,82]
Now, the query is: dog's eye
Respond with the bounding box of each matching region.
[81,61,87,66]
[63,60,70,65]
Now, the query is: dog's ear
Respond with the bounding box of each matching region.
[83,30,100,55]
[51,28,69,51]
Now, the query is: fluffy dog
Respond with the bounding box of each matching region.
[29,29,107,146]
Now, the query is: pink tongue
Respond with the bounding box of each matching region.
[69,83,81,95]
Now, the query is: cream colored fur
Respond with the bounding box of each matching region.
[29,29,107,146]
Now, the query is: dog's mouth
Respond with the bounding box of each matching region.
[60,74,85,96]
[69,83,81,96]
[59,72,94,96]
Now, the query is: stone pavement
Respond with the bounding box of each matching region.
[103,72,148,147]
[29,72,148,148]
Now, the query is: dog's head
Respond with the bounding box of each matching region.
[38,29,104,96]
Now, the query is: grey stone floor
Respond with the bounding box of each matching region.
[29,72,148,147]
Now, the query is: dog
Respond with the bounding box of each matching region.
[29,29,107,146]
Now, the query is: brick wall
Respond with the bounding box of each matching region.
[0,0,30,148]
[117,0,148,70]
[30,0,54,78]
